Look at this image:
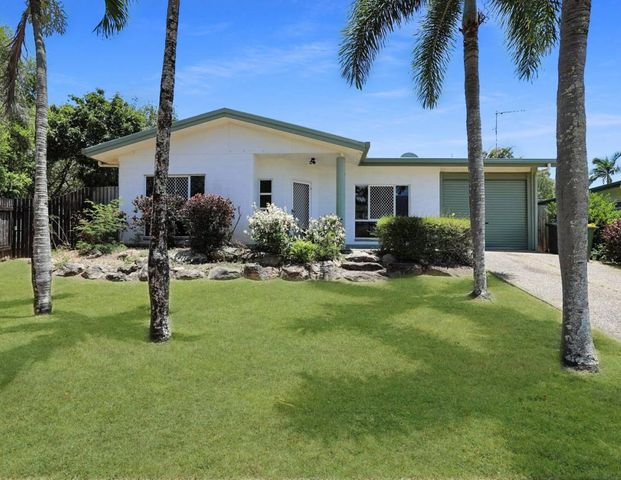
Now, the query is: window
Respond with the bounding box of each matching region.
[145,175,205,198]
[259,180,272,208]
[355,185,409,238]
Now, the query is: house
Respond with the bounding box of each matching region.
[83,108,554,250]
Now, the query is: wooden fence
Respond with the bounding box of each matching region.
[0,186,119,259]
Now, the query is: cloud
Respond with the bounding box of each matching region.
[177,42,336,90]
[588,113,621,128]
[184,22,231,37]
[365,88,411,99]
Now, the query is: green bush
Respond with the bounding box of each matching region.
[182,194,235,254]
[288,239,317,264]
[75,200,127,254]
[602,219,621,264]
[131,194,187,246]
[306,214,345,260]
[589,193,621,226]
[375,216,472,267]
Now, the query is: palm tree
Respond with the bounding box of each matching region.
[4,0,131,314]
[589,152,621,185]
[555,0,598,372]
[148,0,181,343]
[340,0,557,298]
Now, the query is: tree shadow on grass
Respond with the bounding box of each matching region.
[277,277,621,478]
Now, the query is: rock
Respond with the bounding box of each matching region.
[208,266,241,280]
[106,272,127,282]
[127,271,141,281]
[134,258,147,269]
[381,253,397,265]
[56,262,85,276]
[386,262,423,277]
[116,251,132,260]
[345,251,380,263]
[86,250,103,259]
[309,261,341,281]
[342,270,386,282]
[118,263,139,275]
[81,265,107,280]
[281,265,309,281]
[341,261,385,272]
[138,266,149,282]
[242,263,280,281]
[422,266,452,277]
[173,249,209,264]
[257,253,283,267]
[173,268,203,280]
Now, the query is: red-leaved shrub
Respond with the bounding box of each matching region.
[602,219,621,264]
[131,195,187,245]
[182,194,235,254]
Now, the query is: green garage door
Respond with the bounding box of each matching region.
[441,176,529,250]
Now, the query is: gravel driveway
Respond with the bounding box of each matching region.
[486,251,621,341]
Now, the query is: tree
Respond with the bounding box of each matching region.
[555,0,598,372]
[148,0,181,343]
[589,152,621,186]
[4,1,131,314]
[537,169,555,201]
[47,89,157,195]
[484,146,514,159]
[340,0,557,298]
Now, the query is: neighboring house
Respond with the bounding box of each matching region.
[590,180,621,209]
[83,108,553,250]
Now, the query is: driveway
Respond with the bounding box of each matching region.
[486,251,621,341]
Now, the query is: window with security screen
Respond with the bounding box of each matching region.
[355,185,409,238]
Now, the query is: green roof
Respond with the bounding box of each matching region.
[361,157,556,167]
[82,108,370,159]
[590,180,621,193]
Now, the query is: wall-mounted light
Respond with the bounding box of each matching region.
[309,157,317,165]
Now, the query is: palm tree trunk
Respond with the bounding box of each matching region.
[148,0,180,342]
[556,0,598,371]
[30,0,53,314]
[462,0,488,299]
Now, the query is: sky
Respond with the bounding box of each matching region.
[1,1,620,176]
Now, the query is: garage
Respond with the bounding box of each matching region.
[440,173,530,250]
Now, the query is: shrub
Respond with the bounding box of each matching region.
[131,194,187,245]
[589,193,621,227]
[75,199,127,254]
[288,239,317,264]
[181,193,235,254]
[246,203,300,255]
[602,219,621,264]
[306,214,345,260]
[376,216,472,266]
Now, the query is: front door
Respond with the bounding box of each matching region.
[292,182,310,229]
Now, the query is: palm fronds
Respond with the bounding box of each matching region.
[412,0,461,108]
[589,152,621,185]
[339,0,425,89]
[40,0,68,37]
[3,9,29,115]
[94,0,132,37]
[492,0,560,80]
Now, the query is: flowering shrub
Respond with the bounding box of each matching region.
[602,219,621,264]
[288,239,317,264]
[246,203,299,254]
[131,194,187,246]
[306,214,345,260]
[182,194,235,254]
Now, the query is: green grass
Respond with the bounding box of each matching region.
[1,260,621,479]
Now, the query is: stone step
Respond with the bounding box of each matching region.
[344,252,380,263]
[341,261,385,272]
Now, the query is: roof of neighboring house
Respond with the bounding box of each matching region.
[590,180,621,194]
[360,157,556,167]
[82,108,370,161]
[539,180,621,205]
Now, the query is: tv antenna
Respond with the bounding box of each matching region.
[494,109,525,150]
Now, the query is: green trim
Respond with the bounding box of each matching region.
[361,157,555,167]
[336,155,346,221]
[83,108,369,159]
[590,180,621,194]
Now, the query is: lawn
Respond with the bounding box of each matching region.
[1,260,620,479]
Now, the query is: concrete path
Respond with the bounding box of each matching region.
[486,251,621,341]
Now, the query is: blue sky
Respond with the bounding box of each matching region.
[2,1,620,171]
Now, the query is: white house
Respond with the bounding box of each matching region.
[83,108,554,250]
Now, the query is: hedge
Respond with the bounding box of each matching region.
[375,216,472,267]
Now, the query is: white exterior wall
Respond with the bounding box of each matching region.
[344,163,442,244]
[118,120,344,243]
